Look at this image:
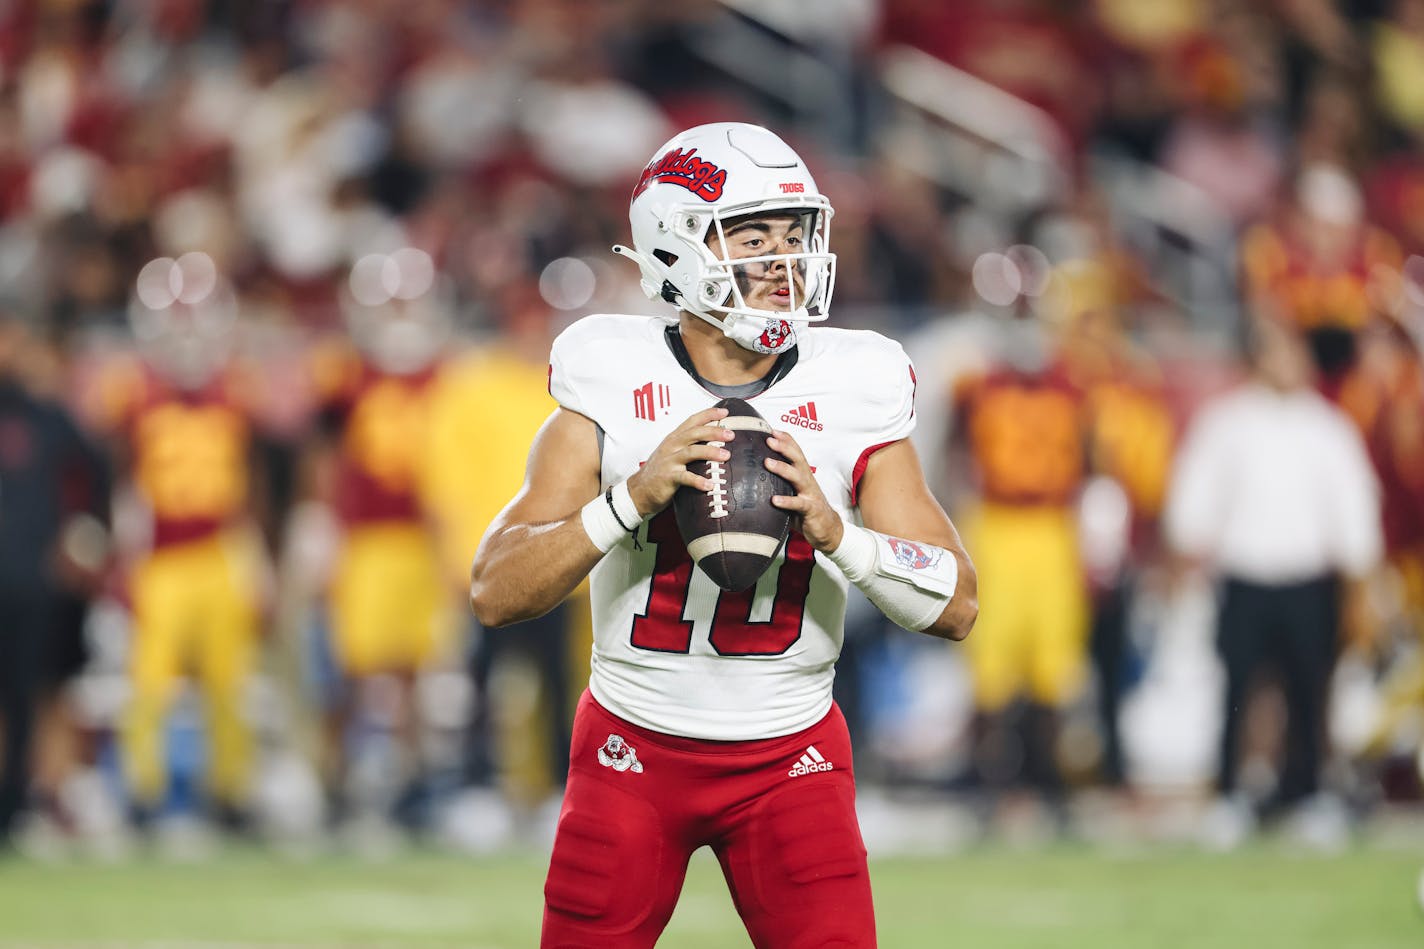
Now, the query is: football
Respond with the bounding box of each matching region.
[673,397,793,592]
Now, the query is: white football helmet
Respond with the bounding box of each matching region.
[341,248,452,375]
[613,123,835,355]
[128,253,238,390]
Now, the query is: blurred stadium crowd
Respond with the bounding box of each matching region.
[0,0,1422,859]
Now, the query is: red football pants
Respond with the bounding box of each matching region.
[541,691,876,948]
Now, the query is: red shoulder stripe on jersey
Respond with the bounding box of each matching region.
[850,440,896,506]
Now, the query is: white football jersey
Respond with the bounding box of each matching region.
[549,314,917,740]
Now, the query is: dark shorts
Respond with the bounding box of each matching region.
[541,691,875,949]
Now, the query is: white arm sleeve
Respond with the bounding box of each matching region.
[826,521,957,632]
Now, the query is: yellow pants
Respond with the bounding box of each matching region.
[1367,550,1424,756]
[329,522,451,676]
[961,503,1089,710]
[123,531,261,808]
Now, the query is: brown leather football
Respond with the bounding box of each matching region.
[673,397,793,592]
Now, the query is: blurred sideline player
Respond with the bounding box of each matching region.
[304,250,455,830]
[0,310,110,846]
[1240,163,1401,405]
[1056,267,1176,788]
[20,325,113,836]
[951,310,1088,818]
[471,123,977,947]
[423,282,581,815]
[1351,314,1424,784]
[90,257,270,827]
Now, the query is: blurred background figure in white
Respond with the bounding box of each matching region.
[1166,315,1382,849]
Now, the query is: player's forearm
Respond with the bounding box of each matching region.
[826,522,977,641]
[920,550,978,642]
[469,518,604,627]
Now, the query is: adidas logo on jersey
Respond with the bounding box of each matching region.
[787,744,833,777]
[781,402,823,431]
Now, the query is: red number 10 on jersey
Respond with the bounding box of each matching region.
[630,509,815,656]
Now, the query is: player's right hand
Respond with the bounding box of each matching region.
[627,406,733,516]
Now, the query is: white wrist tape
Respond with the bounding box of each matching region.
[580,479,644,554]
[826,521,957,631]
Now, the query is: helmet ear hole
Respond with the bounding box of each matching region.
[653,249,679,267]
[700,278,728,303]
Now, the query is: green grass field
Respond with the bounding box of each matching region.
[1,844,1420,948]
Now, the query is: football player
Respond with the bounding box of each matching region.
[1351,314,1424,777]
[1059,283,1177,788]
[423,282,580,815]
[98,258,270,829]
[1239,164,1402,401]
[951,310,1089,818]
[470,123,978,947]
[305,251,455,831]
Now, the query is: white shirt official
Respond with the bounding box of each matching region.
[1165,382,1383,585]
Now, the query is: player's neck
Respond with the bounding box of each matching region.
[676,314,778,386]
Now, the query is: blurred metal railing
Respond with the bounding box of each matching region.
[877,44,1072,215]
[876,43,1240,335]
[1089,152,1242,336]
[877,44,1241,334]
[687,5,1243,336]
[691,2,864,149]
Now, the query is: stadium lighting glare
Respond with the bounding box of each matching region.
[390,247,436,301]
[136,256,179,310]
[539,256,598,311]
[972,251,1022,307]
[351,249,437,305]
[1005,244,1051,297]
[174,252,218,305]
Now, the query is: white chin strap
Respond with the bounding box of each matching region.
[716,311,801,355]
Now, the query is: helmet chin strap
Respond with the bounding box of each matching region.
[703,308,800,355]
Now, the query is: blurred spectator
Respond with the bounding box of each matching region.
[881,0,1106,152]
[0,309,107,847]
[1155,17,1286,229]
[1370,0,1424,144]
[1166,316,1382,847]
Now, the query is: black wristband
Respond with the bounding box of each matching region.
[605,488,637,533]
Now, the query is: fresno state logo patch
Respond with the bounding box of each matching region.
[632,148,727,202]
[758,319,794,352]
[597,734,644,773]
[887,537,942,571]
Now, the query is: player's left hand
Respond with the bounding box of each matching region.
[765,430,844,553]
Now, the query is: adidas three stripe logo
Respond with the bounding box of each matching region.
[787,744,834,777]
[780,402,824,431]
